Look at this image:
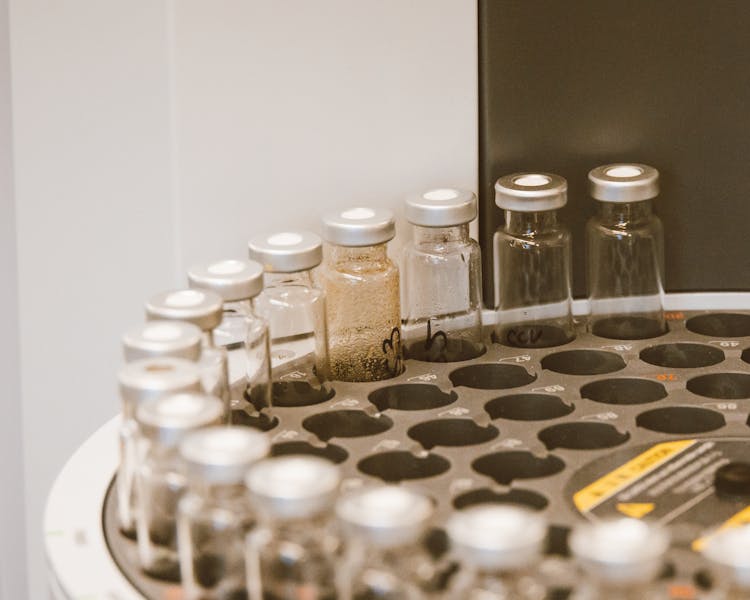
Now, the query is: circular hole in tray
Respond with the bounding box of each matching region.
[407,419,499,449]
[405,338,486,363]
[580,378,667,406]
[449,363,536,390]
[493,323,575,348]
[640,343,724,368]
[368,384,457,411]
[452,487,549,511]
[742,348,750,365]
[591,315,667,340]
[424,528,449,559]
[271,441,348,464]
[687,313,750,337]
[271,381,335,407]
[357,450,450,482]
[302,410,393,441]
[230,410,279,431]
[538,422,630,450]
[541,350,626,376]
[636,406,726,434]
[485,394,574,421]
[687,373,750,399]
[471,451,565,485]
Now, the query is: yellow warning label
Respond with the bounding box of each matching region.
[574,439,696,513]
[616,502,656,518]
[692,504,750,551]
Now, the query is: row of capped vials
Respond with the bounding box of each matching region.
[113,389,750,599]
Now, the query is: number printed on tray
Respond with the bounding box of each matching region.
[656,373,678,381]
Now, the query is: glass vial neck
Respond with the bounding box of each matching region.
[263,270,314,288]
[504,210,559,235]
[596,199,654,226]
[412,223,470,245]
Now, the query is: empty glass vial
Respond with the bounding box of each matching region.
[446,505,547,600]
[117,357,201,537]
[401,188,484,362]
[703,524,750,599]
[587,164,666,339]
[319,207,403,382]
[336,485,436,600]
[248,231,332,406]
[122,320,203,363]
[134,392,223,579]
[493,173,574,348]
[177,427,270,600]
[188,259,272,419]
[146,289,231,419]
[569,518,669,600]
[245,456,340,600]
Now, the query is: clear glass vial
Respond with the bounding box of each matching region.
[177,427,270,600]
[319,207,403,382]
[248,231,331,406]
[703,524,750,599]
[245,456,341,600]
[587,163,666,340]
[336,485,436,600]
[122,320,203,363]
[445,505,547,600]
[493,172,575,348]
[116,357,201,536]
[569,518,669,600]
[134,392,223,579]
[188,259,272,417]
[145,288,230,418]
[401,188,484,363]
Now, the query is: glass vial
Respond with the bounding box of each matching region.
[569,518,669,600]
[493,172,575,348]
[145,289,231,419]
[319,207,403,382]
[245,456,340,600]
[122,320,203,363]
[134,392,223,579]
[177,427,270,600]
[248,231,332,406]
[446,505,547,600]
[587,163,666,339]
[402,188,484,362]
[336,485,435,600]
[703,524,750,600]
[187,259,272,420]
[116,357,201,537]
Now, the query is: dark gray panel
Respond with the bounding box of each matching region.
[479,0,750,305]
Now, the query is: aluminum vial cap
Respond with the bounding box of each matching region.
[245,456,340,520]
[405,188,477,227]
[122,320,202,362]
[136,393,223,447]
[494,172,567,212]
[321,207,395,247]
[118,357,202,408]
[336,485,433,548]
[187,259,264,302]
[703,524,750,589]
[588,163,659,203]
[179,426,270,485]
[145,288,224,332]
[570,518,669,585]
[248,231,322,273]
[446,505,546,571]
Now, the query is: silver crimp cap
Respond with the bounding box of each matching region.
[588,163,659,203]
[246,456,340,520]
[248,231,322,273]
[703,524,750,589]
[188,259,264,302]
[145,289,224,332]
[405,188,477,227]
[118,357,202,408]
[336,485,433,548]
[179,427,270,484]
[136,393,223,447]
[321,207,395,247]
[122,320,203,362]
[495,172,567,212]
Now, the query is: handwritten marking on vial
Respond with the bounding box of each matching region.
[656,373,678,382]
[373,439,400,452]
[407,373,437,383]
[438,407,470,417]
[498,354,532,364]
[381,327,403,376]
[709,340,740,348]
[279,370,305,381]
[532,384,565,393]
[505,328,543,346]
[423,319,448,351]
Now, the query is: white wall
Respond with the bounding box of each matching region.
[9,1,477,596]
